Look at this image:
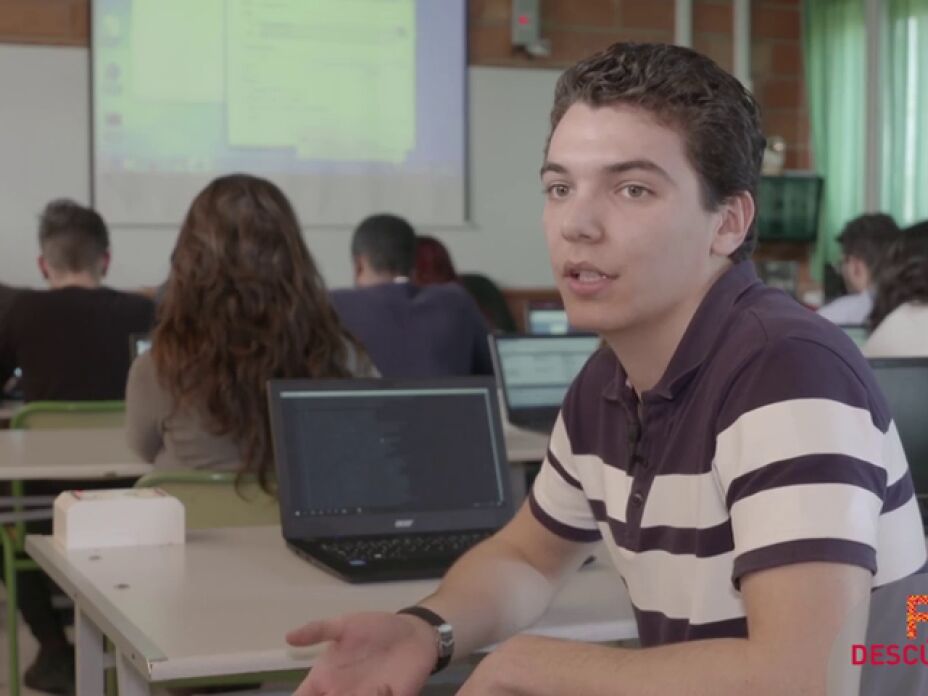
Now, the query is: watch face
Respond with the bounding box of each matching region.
[437,624,454,656]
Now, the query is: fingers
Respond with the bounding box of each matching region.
[287,618,344,646]
[291,673,326,696]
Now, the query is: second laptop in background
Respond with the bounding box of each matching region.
[268,376,514,583]
[490,334,601,433]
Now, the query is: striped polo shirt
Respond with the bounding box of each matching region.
[530,261,927,647]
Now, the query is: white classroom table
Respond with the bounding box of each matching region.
[26,525,637,695]
[0,400,23,425]
[0,423,545,477]
[0,428,152,480]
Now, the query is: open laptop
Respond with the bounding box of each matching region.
[490,334,600,433]
[525,301,571,335]
[268,377,514,583]
[128,333,151,361]
[868,358,928,528]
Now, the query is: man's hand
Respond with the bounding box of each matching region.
[287,612,438,696]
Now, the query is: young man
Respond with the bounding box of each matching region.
[0,199,155,402]
[0,199,153,694]
[818,213,900,326]
[287,43,926,695]
[329,213,493,377]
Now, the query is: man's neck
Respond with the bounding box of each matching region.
[357,272,405,288]
[47,272,101,290]
[602,264,729,395]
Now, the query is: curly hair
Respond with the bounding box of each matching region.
[870,224,928,330]
[547,42,766,262]
[152,174,370,493]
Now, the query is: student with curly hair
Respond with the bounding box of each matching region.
[125,174,375,493]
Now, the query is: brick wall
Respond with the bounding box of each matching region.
[471,0,808,170]
[0,0,87,46]
[1,0,817,294]
[0,0,809,169]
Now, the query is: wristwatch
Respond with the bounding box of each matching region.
[397,606,454,674]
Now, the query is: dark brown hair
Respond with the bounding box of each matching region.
[38,199,110,272]
[870,223,928,329]
[152,174,371,493]
[836,213,900,273]
[547,42,766,262]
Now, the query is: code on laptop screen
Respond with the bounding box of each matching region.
[277,387,506,517]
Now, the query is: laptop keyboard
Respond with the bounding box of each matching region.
[318,531,492,565]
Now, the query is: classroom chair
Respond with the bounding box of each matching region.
[4,400,126,696]
[133,469,280,529]
[9,399,126,430]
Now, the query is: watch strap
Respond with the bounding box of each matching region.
[397,606,453,673]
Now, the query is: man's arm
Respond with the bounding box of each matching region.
[416,498,596,655]
[458,561,872,696]
[287,500,595,696]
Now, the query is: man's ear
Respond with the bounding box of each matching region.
[37,255,50,281]
[710,191,755,258]
[99,251,111,278]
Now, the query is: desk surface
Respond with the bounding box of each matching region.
[502,421,548,463]
[0,428,152,480]
[27,526,636,683]
[0,422,545,479]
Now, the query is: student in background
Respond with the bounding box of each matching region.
[817,213,900,325]
[0,200,153,695]
[864,222,928,357]
[0,282,18,325]
[414,235,458,285]
[125,174,375,492]
[287,42,924,696]
[330,214,493,377]
[0,200,154,402]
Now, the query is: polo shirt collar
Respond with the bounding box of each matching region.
[602,260,761,403]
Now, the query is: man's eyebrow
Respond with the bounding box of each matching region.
[539,161,568,177]
[604,159,674,183]
[540,159,675,184]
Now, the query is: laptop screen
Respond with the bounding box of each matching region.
[494,335,600,410]
[527,308,570,335]
[868,358,928,497]
[273,384,508,519]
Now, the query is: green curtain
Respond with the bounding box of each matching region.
[881,0,928,226]
[803,0,868,274]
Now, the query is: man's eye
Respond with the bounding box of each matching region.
[545,184,570,198]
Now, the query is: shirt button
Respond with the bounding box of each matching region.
[631,492,645,506]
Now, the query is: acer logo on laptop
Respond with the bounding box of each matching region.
[394,519,415,529]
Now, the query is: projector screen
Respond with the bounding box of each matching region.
[92,0,467,227]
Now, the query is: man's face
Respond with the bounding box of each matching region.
[840,254,870,293]
[542,102,729,338]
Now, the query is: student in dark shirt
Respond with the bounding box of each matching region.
[0,199,153,694]
[0,201,154,402]
[329,214,493,377]
[0,282,18,325]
